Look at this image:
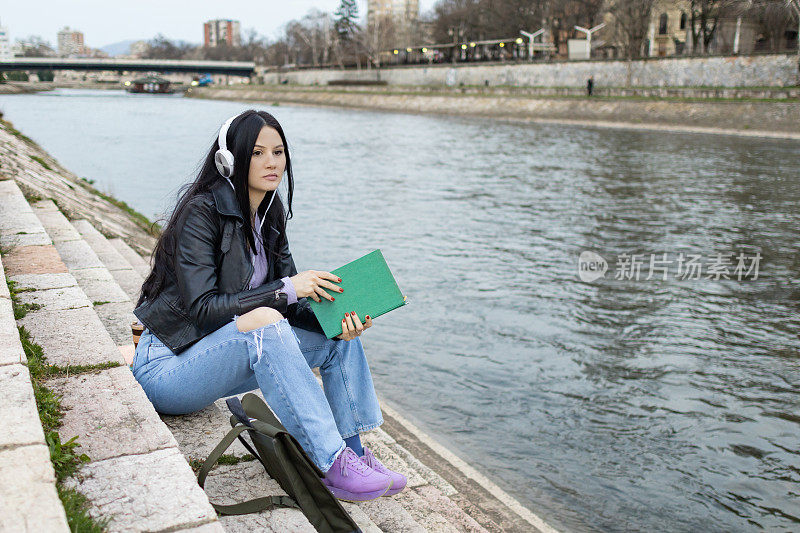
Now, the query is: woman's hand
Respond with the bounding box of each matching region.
[290,270,343,303]
[337,311,372,341]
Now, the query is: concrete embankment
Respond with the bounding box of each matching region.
[188,85,800,140]
[0,117,553,531]
[0,117,156,255]
[0,82,55,95]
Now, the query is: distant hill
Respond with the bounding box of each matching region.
[99,39,137,57]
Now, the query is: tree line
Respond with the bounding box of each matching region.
[11,0,800,66]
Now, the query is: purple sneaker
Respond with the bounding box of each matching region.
[323,447,393,501]
[360,446,407,496]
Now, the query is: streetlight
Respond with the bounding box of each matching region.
[520,29,545,60]
[574,23,605,59]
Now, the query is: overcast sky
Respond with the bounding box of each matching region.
[2,0,439,49]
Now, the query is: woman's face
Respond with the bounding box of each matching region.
[247,126,286,199]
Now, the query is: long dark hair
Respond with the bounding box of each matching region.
[138,110,294,305]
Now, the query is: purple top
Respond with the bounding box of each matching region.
[249,214,297,304]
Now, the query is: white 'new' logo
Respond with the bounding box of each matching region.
[578,251,608,282]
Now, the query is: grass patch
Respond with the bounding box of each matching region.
[16,322,112,532]
[218,453,257,465]
[93,301,110,306]
[7,274,113,532]
[30,155,52,171]
[48,432,89,481]
[95,191,161,236]
[188,453,257,473]
[46,361,121,378]
[19,325,121,380]
[20,187,43,203]
[75,180,161,237]
[0,117,36,144]
[239,84,800,104]
[7,280,43,319]
[57,485,109,533]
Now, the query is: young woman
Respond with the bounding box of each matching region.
[132,110,406,501]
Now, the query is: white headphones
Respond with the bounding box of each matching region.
[214,115,237,179]
[214,113,277,235]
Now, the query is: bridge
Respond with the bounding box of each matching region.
[0,58,255,77]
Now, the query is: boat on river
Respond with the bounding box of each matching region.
[124,76,176,94]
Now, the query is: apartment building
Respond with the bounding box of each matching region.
[203,19,241,47]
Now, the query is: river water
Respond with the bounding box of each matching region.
[1,89,798,532]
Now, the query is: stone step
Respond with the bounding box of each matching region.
[31,202,136,347]
[0,180,223,532]
[0,185,71,533]
[109,237,151,279]
[72,218,145,302]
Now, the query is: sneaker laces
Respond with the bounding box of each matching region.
[339,447,371,477]
[362,446,377,469]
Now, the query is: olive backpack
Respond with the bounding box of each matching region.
[197,393,361,533]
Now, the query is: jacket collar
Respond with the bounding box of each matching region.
[210,179,281,237]
[211,178,245,222]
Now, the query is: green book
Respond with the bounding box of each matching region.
[309,249,406,338]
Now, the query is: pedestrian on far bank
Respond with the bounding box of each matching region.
[587,76,594,97]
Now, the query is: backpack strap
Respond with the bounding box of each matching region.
[226,397,253,427]
[198,423,300,515]
[225,396,265,464]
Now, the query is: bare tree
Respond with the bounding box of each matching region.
[363,14,399,67]
[752,0,795,50]
[480,0,547,38]
[15,35,57,57]
[430,0,482,44]
[607,0,657,58]
[544,0,606,56]
[687,0,743,54]
[787,0,800,55]
[143,34,196,60]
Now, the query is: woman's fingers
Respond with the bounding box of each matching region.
[344,312,356,334]
[314,285,335,302]
[338,313,371,340]
[318,278,343,293]
[341,315,353,340]
[314,271,342,295]
[350,311,364,333]
[315,271,342,284]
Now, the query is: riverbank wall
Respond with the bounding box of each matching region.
[187,85,800,139]
[262,53,799,88]
[0,117,157,254]
[0,82,54,95]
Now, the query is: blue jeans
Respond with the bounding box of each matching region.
[131,318,383,472]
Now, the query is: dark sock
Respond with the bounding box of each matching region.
[344,434,364,456]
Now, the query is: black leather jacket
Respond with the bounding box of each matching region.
[134,180,323,353]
